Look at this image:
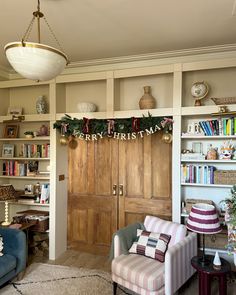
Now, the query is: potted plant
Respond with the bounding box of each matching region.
[222,185,236,254]
[24,131,34,138]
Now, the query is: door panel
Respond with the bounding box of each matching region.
[68,138,118,255]
[119,133,172,227]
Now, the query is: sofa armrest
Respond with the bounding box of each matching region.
[0,227,26,274]
[165,232,197,295]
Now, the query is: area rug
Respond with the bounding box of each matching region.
[1,263,134,295]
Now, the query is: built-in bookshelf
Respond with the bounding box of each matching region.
[1,46,236,259]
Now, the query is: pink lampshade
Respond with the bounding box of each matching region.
[186,203,221,234]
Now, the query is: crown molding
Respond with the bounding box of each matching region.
[4,43,236,79]
[67,44,236,69]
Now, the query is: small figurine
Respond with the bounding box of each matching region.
[213,251,221,270]
[219,140,234,160]
[206,144,218,160]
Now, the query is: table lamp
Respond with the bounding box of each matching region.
[0,184,16,226]
[186,203,221,266]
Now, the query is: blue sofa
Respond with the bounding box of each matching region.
[0,227,26,286]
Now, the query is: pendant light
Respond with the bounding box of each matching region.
[4,0,68,82]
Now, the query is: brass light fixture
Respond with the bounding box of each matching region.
[4,0,68,81]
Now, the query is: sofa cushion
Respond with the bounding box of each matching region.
[112,254,165,292]
[0,254,17,278]
[144,215,187,247]
[129,229,171,262]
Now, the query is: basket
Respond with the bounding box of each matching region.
[211,97,236,105]
[16,210,49,232]
[214,170,236,185]
[200,226,228,249]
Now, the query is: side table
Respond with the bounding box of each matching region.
[191,255,231,295]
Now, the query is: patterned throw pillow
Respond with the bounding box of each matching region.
[129,229,171,262]
[0,235,3,256]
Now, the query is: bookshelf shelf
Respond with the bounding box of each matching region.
[0,137,50,142]
[181,183,232,188]
[0,157,50,161]
[0,200,49,207]
[181,135,236,139]
[0,175,50,180]
[181,159,236,163]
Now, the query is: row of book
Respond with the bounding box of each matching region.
[2,160,38,176]
[198,117,236,136]
[20,144,50,158]
[181,164,215,184]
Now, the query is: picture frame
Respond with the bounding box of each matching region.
[2,144,14,157]
[3,124,19,138]
[24,184,35,195]
[192,142,203,154]
[7,107,23,116]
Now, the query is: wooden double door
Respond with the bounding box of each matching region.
[68,133,172,255]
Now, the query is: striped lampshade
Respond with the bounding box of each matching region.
[186,203,221,234]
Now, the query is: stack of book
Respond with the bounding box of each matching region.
[17,194,37,204]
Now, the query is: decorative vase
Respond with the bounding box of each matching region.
[139,86,156,110]
[39,124,49,136]
[36,95,47,114]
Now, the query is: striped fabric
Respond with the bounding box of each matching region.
[186,203,221,234]
[144,216,186,247]
[165,231,198,295]
[129,230,171,262]
[112,254,165,292]
[112,217,198,295]
[112,273,165,295]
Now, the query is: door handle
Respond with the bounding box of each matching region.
[119,184,123,196]
[112,184,117,196]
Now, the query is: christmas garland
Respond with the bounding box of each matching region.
[53,113,173,142]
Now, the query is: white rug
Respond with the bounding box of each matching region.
[1,263,134,295]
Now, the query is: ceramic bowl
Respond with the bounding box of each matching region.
[77,102,97,112]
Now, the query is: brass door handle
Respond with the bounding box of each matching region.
[119,184,123,196]
[112,184,117,196]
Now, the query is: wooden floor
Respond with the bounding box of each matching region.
[30,249,111,273]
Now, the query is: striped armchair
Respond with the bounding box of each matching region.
[111,216,197,295]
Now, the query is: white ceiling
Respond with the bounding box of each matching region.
[1,0,236,71]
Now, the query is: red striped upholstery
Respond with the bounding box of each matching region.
[112,216,197,295]
[144,215,186,247]
[112,254,165,292]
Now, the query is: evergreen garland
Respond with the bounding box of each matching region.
[53,113,173,138]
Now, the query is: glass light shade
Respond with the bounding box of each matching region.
[5,42,68,81]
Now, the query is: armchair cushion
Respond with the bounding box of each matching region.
[144,215,186,247]
[112,254,165,292]
[129,229,171,262]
